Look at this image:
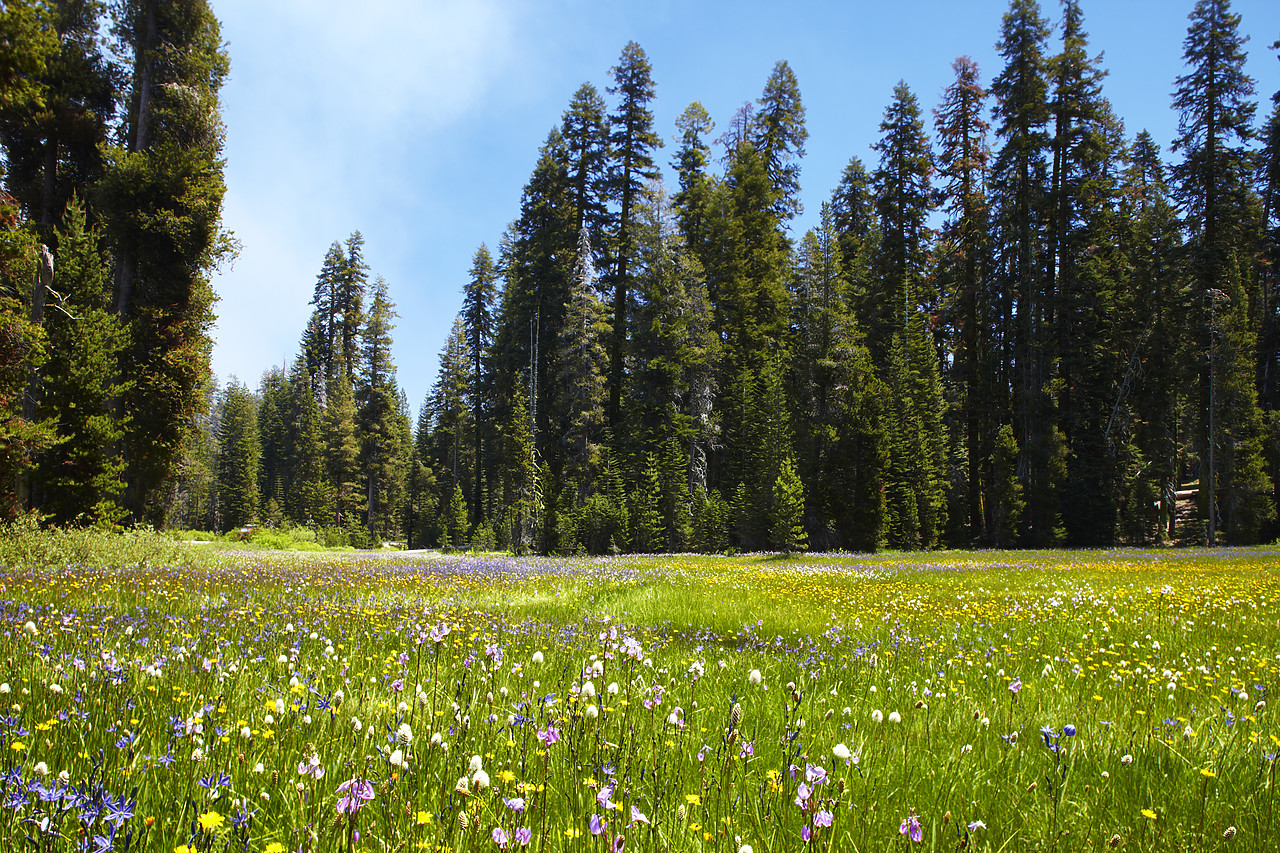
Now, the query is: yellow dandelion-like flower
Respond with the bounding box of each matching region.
[265,844,286,853]
[685,794,701,805]
[416,811,432,825]
[1141,809,1157,821]
[1200,768,1216,778]
[198,811,224,831]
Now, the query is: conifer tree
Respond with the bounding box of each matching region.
[216,379,259,532]
[556,227,609,495]
[1172,0,1272,542]
[990,0,1059,544]
[0,0,113,236]
[934,56,992,542]
[672,101,716,263]
[256,366,290,515]
[100,0,231,523]
[769,456,806,552]
[34,195,128,525]
[753,60,808,222]
[1259,40,1280,413]
[606,41,661,427]
[462,243,497,520]
[323,348,360,529]
[357,275,405,540]
[561,83,612,271]
[285,357,331,527]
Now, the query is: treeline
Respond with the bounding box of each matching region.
[0,0,229,527]
[199,0,1280,553]
[7,0,1280,554]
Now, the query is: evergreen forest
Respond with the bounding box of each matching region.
[3,0,1280,554]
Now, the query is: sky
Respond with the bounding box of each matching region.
[206,0,1280,412]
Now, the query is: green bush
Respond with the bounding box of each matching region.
[0,513,205,570]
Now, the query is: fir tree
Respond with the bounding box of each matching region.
[1171,0,1272,542]
[100,0,231,523]
[216,379,259,532]
[556,227,609,495]
[606,41,661,427]
[934,56,993,543]
[462,243,497,521]
[753,60,808,222]
[769,456,807,552]
[34,195,129,525]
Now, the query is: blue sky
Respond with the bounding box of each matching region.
[206,0,1280,412]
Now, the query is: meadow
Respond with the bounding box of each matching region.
[0,545,1276,852]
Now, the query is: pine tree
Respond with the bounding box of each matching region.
[0,0,113,236]
[869,81,934,358]
[285,357,331,527]
[606,41,661,427]
[323,348,361,529]
[672,101,716,263]
[934,56,992,543]
[1123,131,1190,542]
[753,60,808,222]
[33,195,129,525]
[990,0,1059,544]
[556,226,609,495]
[256,365,290,515]
[216,379,259,532]
[1048,0,1129,546]
[100,0,231,524]
[357,275,405,540]
[769,456,806,552]
[561,83,612,271]
[1258,40,1280,412]
[1171,0,1273,542]
[462,243,497,521]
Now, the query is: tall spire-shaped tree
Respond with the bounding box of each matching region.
[934,56,992,542]
[1172,0,1272,542]
[606,41,661,428]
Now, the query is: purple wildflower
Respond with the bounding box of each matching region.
[814,809,833,828]
[900,813,922,843]
[590,814,607,836]
[514,827,532,846]
[335,778,375,814]
[492,827,510,848]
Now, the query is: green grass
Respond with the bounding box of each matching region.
[0,545,1275,851]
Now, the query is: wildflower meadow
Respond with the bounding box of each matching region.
[0,546,1277,851]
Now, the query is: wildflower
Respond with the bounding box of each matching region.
[335,778,375,814]
[265,844,285,853]
[473,769,490,790]
[748,669,763,685]
[532,651,544,664]
[888,711,901,724]
[416,811,432,824]
[1141,808,1157,821]
[833,742,850,761]
[1200,767,1216,778]
[1121,754,1133,766]
[197,811,224,831]
[872,709,884,723]
[899,812,922,843]
[492,827,510,848]
[455,776,470,795]
[397,723,413,744]
[1063,724,1077,737]
[1009,677,1022,694]
[590,814,607,835]
[506,796,526,813]
[813,810,833,828]
[389,749,407,769]
[1223,826,1237,840]
[629,805,650,827]
[298,754,324,779]
[968,820,986,831]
